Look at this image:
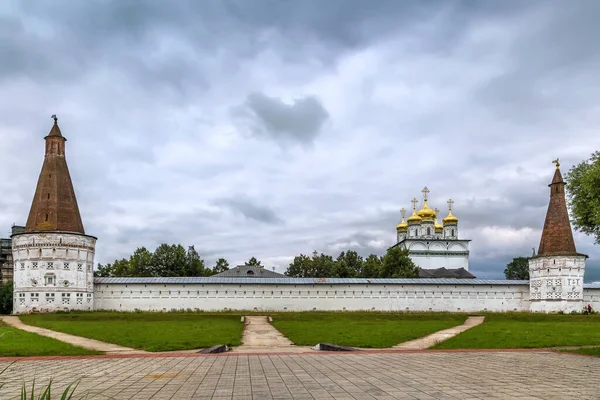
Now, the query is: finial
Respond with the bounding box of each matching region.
[51,114,57,124]
[447,198,454,211]
[434,208,439,214]
[411,198,418,211]
[400,207,406,219]
[532,247,536,257]
[421,186,430,202]
[552,158,560,169]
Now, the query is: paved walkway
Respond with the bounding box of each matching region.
[0,351,597,399]
[232,316,314,354]
[0,316,145,355]
[393,316,485,350]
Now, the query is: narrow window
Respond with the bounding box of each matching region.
[451,229,455,236]
[45,214,49,221]
[47,193,50,199]
[427,227,431,235]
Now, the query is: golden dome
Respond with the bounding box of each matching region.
[396,219,408,231]
[416,201,436,220]
[443,210,459,225]
[407,211,422,224]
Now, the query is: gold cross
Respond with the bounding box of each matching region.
[400,207,406,219]
[421,186,430,201]
[552,158,560,169]
[411,198,418,211]
[447,199,454,211]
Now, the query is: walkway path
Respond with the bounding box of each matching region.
[0,316,146,355]
[393,315,485,350]
[231,316,314,353]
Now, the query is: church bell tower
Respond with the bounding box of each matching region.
[12,116,97,313]
[529,159,587,313]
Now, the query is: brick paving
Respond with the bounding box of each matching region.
[0,351,598,399]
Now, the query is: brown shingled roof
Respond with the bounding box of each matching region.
[24,118,85,234]
[536,165,579,257]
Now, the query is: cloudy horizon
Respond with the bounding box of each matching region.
[1,0,600,280]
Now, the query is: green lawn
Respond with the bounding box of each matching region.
[0,321,100,357]
[20,312,244,352]
[271,312,467,348]
[564,347,600,357]
[433,313,600,349]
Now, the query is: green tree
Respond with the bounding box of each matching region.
[211,258,230,274]
[94,263,115,277]
[184,246,206,276]
[129,247,153,277]
[311,252,335,278]
[244,257,262,267]
[504,257,530,280]
[361,254,383,278]
[112,258,131,276]
[333,251,362,278]
[150,244,187,277]
[566,151,600,244]
[0,280,13,314]
[380,247,419,278]
[285,254,313,277]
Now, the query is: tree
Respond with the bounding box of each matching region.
[380,247,419,278]
[0,280,13,314]
[184,246,206,276]
[112,258,131,277]
[212,258,230,274]
[94,263,115,277]
[566,151,600,244]
[361,254,383,278]
[334,251,362,278]
[150,244,187,277]
[129,247,153,277]
[504,257,530,280]
[311,252,336,278]
[285,254,313,277]
[245,257,262,267]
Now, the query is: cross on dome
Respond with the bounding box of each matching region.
[421,186,430,201]
[447,198,454,211]
[411,198,418,211]
[400,208,406,218]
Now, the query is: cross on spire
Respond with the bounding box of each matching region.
[51,114,57,124]
[552,158,560,169]
[447,199,454,211]
[411,198,418,211]
[421,186,430,202]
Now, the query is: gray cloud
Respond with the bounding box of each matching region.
[1,0,600,281]
[234,92,329,145]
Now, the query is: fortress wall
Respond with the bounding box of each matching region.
[94,282,529,312]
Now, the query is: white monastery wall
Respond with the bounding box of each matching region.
[94,282,529,312]
[583,288,600,310]
[12,232,96,313]
[528,255,586,313]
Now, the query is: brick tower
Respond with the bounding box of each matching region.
[529,159,587,313]
[11,116,96,313]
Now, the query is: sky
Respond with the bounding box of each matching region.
[1,1,600,280]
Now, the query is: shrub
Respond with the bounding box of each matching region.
[0,281,13,314]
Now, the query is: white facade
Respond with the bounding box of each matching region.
[93,279,530,312]
[529,255,586,313]
[396,240,470,270]
[12,232,96,313]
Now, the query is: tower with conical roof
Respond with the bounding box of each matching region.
[11,116,97,313]
[529,159,587,313]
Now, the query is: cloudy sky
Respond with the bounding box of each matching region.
[1,1,600,280]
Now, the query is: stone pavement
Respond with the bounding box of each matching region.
[231,316,314,354]
[393,316,485,350]
[0,351,598,399]
[0,316,145,355]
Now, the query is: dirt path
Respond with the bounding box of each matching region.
[231,316,314,353]
[1,315,146,355]
[393,316,485,350]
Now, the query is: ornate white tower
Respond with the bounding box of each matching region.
[12,116,96,313]
[529,160,587,313]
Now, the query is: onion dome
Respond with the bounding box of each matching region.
[396,208,408,231]
[443,210,458,225]
[407,210,422,224]
[434,209,443,232]
[417,201,436,220]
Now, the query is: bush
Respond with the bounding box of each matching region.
[0,281,13,315]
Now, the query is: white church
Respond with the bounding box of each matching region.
[10,118,599,314]
[392,187,470,271]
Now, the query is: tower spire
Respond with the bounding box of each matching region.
[536,160,577,256]
[24,118,85,234]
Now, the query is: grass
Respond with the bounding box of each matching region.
[0,322,99,357]
[20,311,245,352]
[433,313,600,349]
[563,347,600,357]
[270,312,467,348]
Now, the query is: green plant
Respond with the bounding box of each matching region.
[1,362,80,399]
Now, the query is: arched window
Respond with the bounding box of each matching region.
[426,227,431,235]
[247,270,255,275]
[451,229,455,237]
